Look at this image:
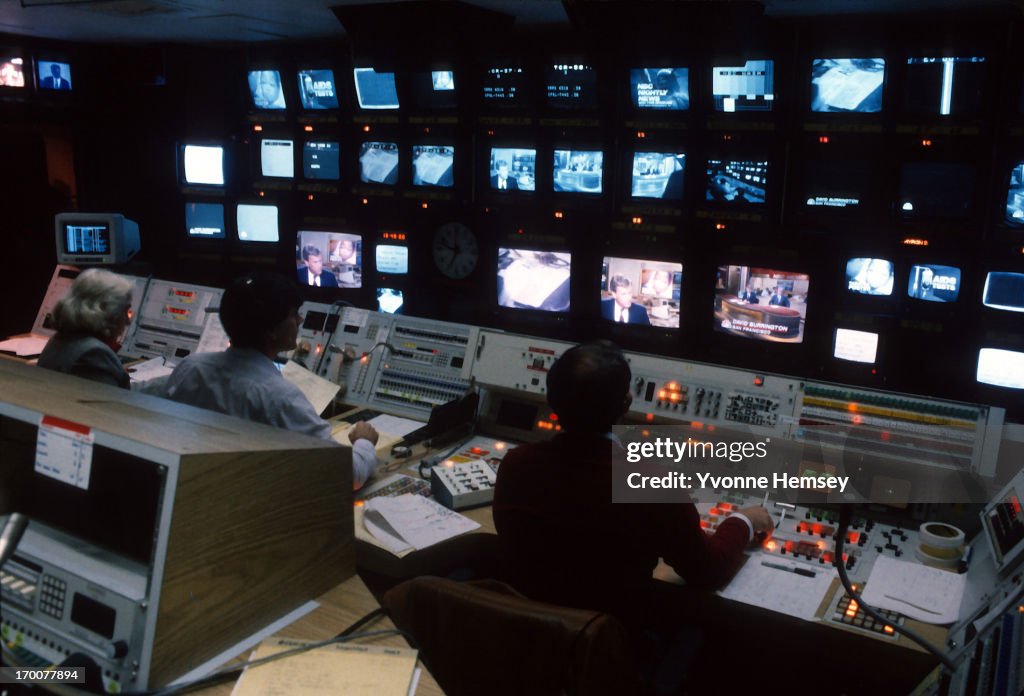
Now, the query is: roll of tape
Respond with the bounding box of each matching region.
[917,522,965,567]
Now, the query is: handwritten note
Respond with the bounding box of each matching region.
[364,493,479,551]
[720,554,836,621]
[861,555,966,624]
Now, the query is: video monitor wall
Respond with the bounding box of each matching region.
[907,264,961,303]
[845,257,894,296]
[552,149,603,193]
[260,139,295,179]
[37,60,72,91]
[546,63,597,109]
[0,56,25,88]
[977,348,1024,389]
[489,148,536,192]
[497,248,572,312]
[247,69,286,109]
[833,328,880,363]
[712,60,774,112]
[629,68,690,110]
[297,69,339,110]
[411,145,454,187]
[353,68,399,109]
[601,257,682,328]
[359,142,399,185]
[182,144,225,186]
[810,58,885,112]
[983,272,1024,313]
[236,204,279,243]
[714,265,810,343]
[303,141,340,180]
[296,230,362,288]
[706,160,767,204]
[631,152,685,200]
[904,56,985,116]
[185,202,225,239]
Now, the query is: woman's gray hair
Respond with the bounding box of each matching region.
[52,268,134,338]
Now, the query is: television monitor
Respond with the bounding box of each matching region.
[411,70,456,109]
[552,149,603,193]
[631,152,685,200]
[706,159,767,204]
[353,68,399,109]
[297,69,339,110]
[483,66,526,106]
[982,272,1024,313]
[1004,161,1024,226]
[629,68,690,110]
[247,69,286,110]
[898,162,975,217]
[845,258,894,296]
[377,288,404,314]
[601,257,682,328]
[713,265,810,343]
[0,55,25,87]
[37,60,71,91]
[546,63,597,109]
[712,60,774,112]
[497,248,571,312]
[376,244,408,275]
[185,202,225,239]
[810,58,885,113]
[907,264,960,303]
[411,145,454,187]
[55,213,140,265]
[977,348,1024,389]
[359,142,399,185]
[260,139,295,179]
[804,159,870,210]
[489,147,536,192]
[833,328,879,363]
[296,230,362,288]
[904,56,985,116]
[236,204,279,243]
[182,144,225,186]
[302,141,340,180]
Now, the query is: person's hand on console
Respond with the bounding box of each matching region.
[738,506,774,544]
[348,421,379,446]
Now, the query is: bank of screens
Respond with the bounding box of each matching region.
[712,60,774,112]
[353,68,399,109]
[714,265,810,343]
[303,141,340,180]
[983,272,1024,313]
[376,244,408,274]
[497,248,571,312]
[630,68,689,110]
[904,57,985,116]
[552,149,603,193]
[546,64,596,109]
[185,202,225,239]
[411,145,454,187]
[182,145,225,186]
[490,148,536,192]
[833,328,879,363]
[297,69,339,109]
[296,231,362,288]
[359,142,399,185]
[845,258,894,296]
[907,264,960,303]
[260,139,294,178]
[236,204,279,243]
[810,58,885,113]
[601,257,682,328]
[706,160,767,204]
[631,152,685,200]
[37,60,72,91]
[0,56,25,87]
[247,69,286,109]
[977,348,1024,389]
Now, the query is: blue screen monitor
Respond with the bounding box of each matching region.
[303,141,340,180]
[37,60,71,90]
[260,139,294,178]
[706,160,767,204]
[182,144,225,186]
[977,348,1024,389]
[845,258,894,296]
[1005,162,1024,226]
[904,57,985,116]
[810,58,885,113]
[353,68,399,109]
[411,145,454,187]
[247,69,286,109]
[185,202,225,239]
[0,56,25,88]
[483,67,526,106]
[377,288,404,314]
[629,68,689,110]
[297,69,339,110]
[714,265,810,343]
[907,264,960,303]
[489,148,536,192]
[359,142,399,185]
[376,244,408,275]
[546,63,597,109]
[497,248,571,312]
[983,272,1024,313]
[552,149,603,193]
[713,60,774,112]
[236,204,279,243]
[631,152,685,200]
[601,257,682,328]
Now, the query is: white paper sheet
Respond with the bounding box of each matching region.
[861,554,966,624]
[364,493,479,551]
[281,361,341,415]
[367,414,424,438]
[0,335,49,357]
[720,555,836,621]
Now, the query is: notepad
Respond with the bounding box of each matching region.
[861,555,965,624]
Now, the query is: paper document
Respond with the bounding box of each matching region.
[356,505,414,557]
[367,414,424,438]
[363,493,479,551]
[0,335,48,357]
[281,361,341,415]
[331,421,403,458]
[230,637,418,696]
[861,555,966,624]
[720,554,836,621]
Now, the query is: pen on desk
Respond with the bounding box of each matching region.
[761,561,816,578]
[776,508,786,529]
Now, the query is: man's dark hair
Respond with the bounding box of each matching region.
[219,271,301,349]
[546,341,631,433]
[609,275,632,293]
[301,245,322,261]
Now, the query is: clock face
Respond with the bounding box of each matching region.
[432,222,479,280]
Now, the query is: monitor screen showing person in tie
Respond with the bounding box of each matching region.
[491,160,519,191]
[297,245,338,287]
[601,275,650,325]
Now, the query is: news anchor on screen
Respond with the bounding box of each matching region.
[601,276,650,325]
[42,63,70,90]
[769,287,791,307]
[491,160,519,190]
[297,245,338,287]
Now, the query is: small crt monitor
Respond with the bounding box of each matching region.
[712,60,774,112]
[296,230,362,288]
[247,69,287,109]
[552,149,603,193]
[908,264,960,303]
[833,328,879,364]
[353,68,399,109]
[629,68,689,110]
[482,66,526,106]
[706,159,767,204]
[713,265,810,343]
[489,147,536,192]
[376,244,408,275]
[497,248,571,312]
[1004,161,1024,227]
[411,145,454,187]
[303,141,340,180]
[631,152,685,200]
[260,138,295,179]
[411,70,456,109]
[898,162,975,217]
[810,58,885,113]
[546,63,597,109]
[977,348,1024,389]
[982,272,1024,313]
[185,202,225,239]
[904,56,985,116]
[297,69,339,110]
[37,59,71,90]
[236,203,278,243]
[377,288,404,314]
[55,213,140,265]
[601,257,682,328]
[0,55,25,87]
[845,258,894,296]
[182,144,225,186]
[359,141,399,185]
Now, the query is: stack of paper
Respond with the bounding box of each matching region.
[360,493,480,556]
[861,555,966,624]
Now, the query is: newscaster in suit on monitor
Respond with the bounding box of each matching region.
[491,160,519,191]
[41,63,70,90]
[297,245,338,287]
[601,275,650,325]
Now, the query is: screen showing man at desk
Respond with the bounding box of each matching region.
[296,230,362,288]
[601,257,681,328]
[714,265,809,343]
[497,248,571,312]
[553,149,603,194]
[631,152,685,200]
[490,147,536,192]
[706,159,767,204]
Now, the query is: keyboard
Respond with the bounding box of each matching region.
[357,473,431,502]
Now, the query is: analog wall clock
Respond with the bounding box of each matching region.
[432,222,479,280]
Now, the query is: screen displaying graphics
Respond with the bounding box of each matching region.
[377,288,404,314]
[712,60,774,112]
[546,63,597,109]
[247,69,286,109]
[983,272,1024,313]
[810,58,885,113]
[834,328,879,363]
[804,159,870,210]
[908,264,960,303]
[296,230,362,288]
[489,147,536,192]
[303,141,340,180]
[845,258,894,296]
[411,145,454,187]
[37,60,72,91]
[497,248,571,312]
[353,68,399,109]
[236,204,279,243]
[706,160,767,204]
[714,265,810,343]
[359,142,399,185]
[631,152,685,200]
[63,224,109,255]
[552,149,603,193]
[904,56,985,116]
[898,163,975,217]
[601,257,682,328]
[376,244,408,275]
[185,202,225,239]
[0,56,25,87]
[977,348,1024,389]
[260,139,294,178]
[1005,161,1024,226]
[483,67,526,105]
[629,68,689,110]
[183,145,225,186]
[297,69,339,109]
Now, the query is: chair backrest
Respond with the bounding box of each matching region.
[383,576,639,696]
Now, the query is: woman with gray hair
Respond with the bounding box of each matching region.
[38,268,134,388]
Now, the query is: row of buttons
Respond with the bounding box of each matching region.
[39,575,67,619]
